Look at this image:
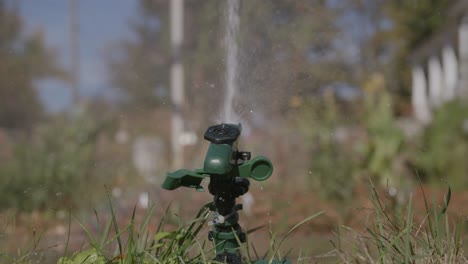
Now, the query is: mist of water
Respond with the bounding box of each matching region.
[223,0,240,123]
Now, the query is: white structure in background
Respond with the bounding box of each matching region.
[132,136,166,183]
[412,66,431,123]
[170,0,185,169]
[411,0,468,124]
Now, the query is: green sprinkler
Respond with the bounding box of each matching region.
[162,123,288,264]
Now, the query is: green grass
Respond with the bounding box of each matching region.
[54,190,323,264]
[332,182,467,263]
[58,191,213,264]
[2,183,467,264]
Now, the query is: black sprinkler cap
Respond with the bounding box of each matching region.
[204,123,241,144]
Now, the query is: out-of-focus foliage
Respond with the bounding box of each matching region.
[291,0,457,204]
[414,101,468,189]
[297,92,359,202]
[237,1,348,115]
[387,0,450,50]
[298,71,468,202]
[109,0,349,122]
[360,74,406,189]
[0,109,112,212]
[107,0,170,109]
[385,0,450,112]
[334,0,450,114]
[0,0,462,213]
[297,73,410,203]
[0,1,61,130]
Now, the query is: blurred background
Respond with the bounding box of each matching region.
[1,0,468,261]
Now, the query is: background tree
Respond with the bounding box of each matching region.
[109,1,347,123]
[329,0,450,114]
[380,0,450,113]
[107,0,171,110]
[0,1,61,131]
[236,1,347,117]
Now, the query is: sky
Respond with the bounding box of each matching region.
[18,0,137,112]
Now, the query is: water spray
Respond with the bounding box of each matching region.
[162,123,288,263]
[223,0,240,123]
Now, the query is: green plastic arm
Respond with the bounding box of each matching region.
[161,169,208,190]
[238,156,273,181]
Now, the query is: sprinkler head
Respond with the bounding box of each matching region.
[204,123,241,144]
[161,123,273,191]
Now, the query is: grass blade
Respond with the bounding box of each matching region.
[271,211,324,260]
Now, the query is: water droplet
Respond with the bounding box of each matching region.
[138,192,149,208]
[388,187,397,197]
[112,187,122,198]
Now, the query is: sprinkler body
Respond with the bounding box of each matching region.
[162,123,273,263]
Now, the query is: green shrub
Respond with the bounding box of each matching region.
[296,86,407,202]
[0,110,110,212]
[360,89,409,196]
[414,101,468,189]
[296,95,359,202]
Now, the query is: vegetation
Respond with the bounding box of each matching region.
[1,0,468,263]
[0,0,62,130]
[331,0,451,112]
[0,110,115,212]
[385,0,451,107]
[296,94,358,202]
[0,0,459,211]
[296,74,410,204]
[54,195,323,264]
[413,101,468,189]
[59,201,213,264]
[107,0,170,109]
[1,183,465,263]
[109,0,346,120]
[334,184,466,263]
[387,0,450,50]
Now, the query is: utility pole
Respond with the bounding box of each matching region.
[170,0,184,169]
[69,0,80,106]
